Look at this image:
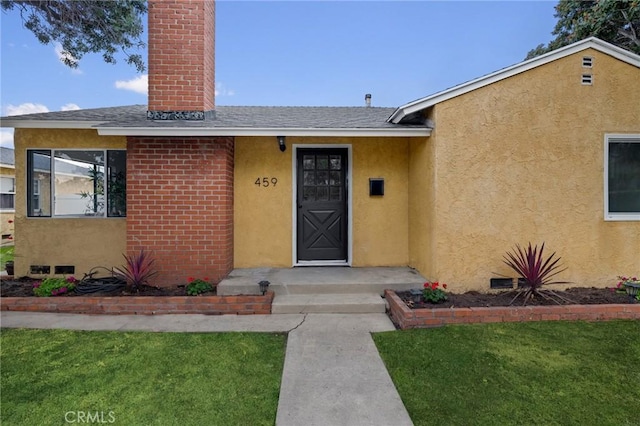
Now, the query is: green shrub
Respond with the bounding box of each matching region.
[33,277,77,297]
[186,278,213,296]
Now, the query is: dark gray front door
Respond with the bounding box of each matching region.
[297,149,348,261]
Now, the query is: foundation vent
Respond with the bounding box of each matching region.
[30,265,50,274]
[582,56,593,68]
[581,74,593,85]
[490,278,514,289]
[55,265,75,275]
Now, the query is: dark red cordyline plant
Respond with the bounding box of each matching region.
[113,250,158,292]
[503,242,570,305]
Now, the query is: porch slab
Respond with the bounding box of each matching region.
[217,266,426,296]
[272,293,386,314]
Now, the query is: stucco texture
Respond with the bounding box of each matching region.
[13,129,127,277]
[415,49,640,291]
[234,136,410,267]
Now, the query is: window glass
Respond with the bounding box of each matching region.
[27,149,126,218]
[0,177,15,193]
[27,150,52,216]
[0,194,14,210]
[54,150,104,216]
[107,151,126,217]
[608,141,640,214]
[0,177,15,211]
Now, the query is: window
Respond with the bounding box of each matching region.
[0,176,15,211]
[605,134,640,221]
[27,149,126,218]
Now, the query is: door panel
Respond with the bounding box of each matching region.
[297,149,348,261]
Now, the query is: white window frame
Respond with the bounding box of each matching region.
[0,176,15,211]
[604,134,640,221]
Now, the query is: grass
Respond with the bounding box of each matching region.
[374,320,640,426]
[0,245,14,270]
[1,329,286,425]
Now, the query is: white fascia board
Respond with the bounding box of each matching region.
[388,38,640,124]
[96,126,431,137]
[0,120,103,129]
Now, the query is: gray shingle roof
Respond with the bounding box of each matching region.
[1,105,427,130]
[0,147,15,166]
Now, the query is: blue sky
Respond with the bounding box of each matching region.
[0,1,558,148]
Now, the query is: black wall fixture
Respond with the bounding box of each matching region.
[369,178,384,196]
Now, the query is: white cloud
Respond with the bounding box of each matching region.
[215,82,235,97]
[0,129,14,148]
[115,74,148,95]
[5,103,49,116]
[61,103,80,111]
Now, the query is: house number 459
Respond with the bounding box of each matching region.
[255,177,278,187]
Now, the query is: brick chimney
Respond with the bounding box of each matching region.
[147,0,215,120]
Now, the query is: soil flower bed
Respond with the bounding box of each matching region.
[1,277,272,315]
[387,287,640,329]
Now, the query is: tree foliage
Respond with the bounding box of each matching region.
[1,0,147,71]
[526,0,640,59]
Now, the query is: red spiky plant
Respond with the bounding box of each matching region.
[113,249,158,292]
[503,242,571,305]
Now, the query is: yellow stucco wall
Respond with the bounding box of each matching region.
[13,129,127,277]
[234,136,410,267]
[419,49,640,291]
[408,108,435,278]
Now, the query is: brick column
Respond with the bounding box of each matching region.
[126,137,233,286]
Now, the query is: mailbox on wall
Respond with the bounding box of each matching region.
[369,178,384,196]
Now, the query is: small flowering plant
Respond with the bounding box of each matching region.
[186,277,214,296]
[33,276,77,297]
[614,276,639,293]
[422,281,448,304]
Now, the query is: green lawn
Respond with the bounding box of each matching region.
[374,320,640,426]
[1,329,286,425]
[0,245,14,270]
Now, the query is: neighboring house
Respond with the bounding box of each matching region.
[1,0,638,290]
[0,147,16,241]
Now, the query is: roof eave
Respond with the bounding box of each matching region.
[96,126,431,137]
[0,120,104,129]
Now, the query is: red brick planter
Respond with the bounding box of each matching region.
[1,291,274,315]
[385,290,640,329]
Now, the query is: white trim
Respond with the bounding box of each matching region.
[295,260,349,267]
[292,144,353,266]
[604,133,640,221]
[389,37,640,124]
[97,127,430,138]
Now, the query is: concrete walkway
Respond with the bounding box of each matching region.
[1,311,413,426]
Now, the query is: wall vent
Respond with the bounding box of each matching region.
[582,56,593,68]
[581,74,593,85]
[30,265,50,274]
[54,265,75,275]
[490,278,514,289]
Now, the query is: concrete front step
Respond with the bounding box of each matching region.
[272,293,387,314]
[217,266,426,296]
